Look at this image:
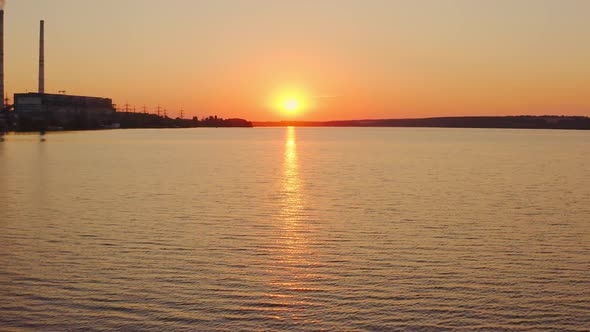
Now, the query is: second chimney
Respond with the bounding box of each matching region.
[39,20,44,94]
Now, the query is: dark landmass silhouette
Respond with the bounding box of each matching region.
[115,112,252,129]
[0,110,252,132]
[254,116,590,130]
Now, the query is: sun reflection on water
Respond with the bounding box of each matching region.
[282,127,302,216]
[265,127,321,321]
[279,127,307,263]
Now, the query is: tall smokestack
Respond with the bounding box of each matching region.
[39,20,44,94]
[0,10,5,105]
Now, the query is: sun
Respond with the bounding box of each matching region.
[283,99,301,113]
[269,87,311,117]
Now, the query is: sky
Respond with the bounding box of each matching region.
[3,0,590,120]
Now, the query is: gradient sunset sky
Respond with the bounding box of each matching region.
[4,0,590,120]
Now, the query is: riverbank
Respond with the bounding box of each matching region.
[254,115,590,130]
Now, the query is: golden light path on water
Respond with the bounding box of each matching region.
[265,127,320,323]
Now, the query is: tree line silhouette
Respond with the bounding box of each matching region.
[0,108,252,132]
[115,112,252,129]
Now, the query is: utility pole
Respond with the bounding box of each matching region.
[143,105,147,114]
[124,102,130,113]
[180,108,184,119]
[156,105,161,117]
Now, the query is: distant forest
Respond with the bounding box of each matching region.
[115,112,252,129]
[0,111,253,132]
[254,116,590,130]
[5,113,590,132]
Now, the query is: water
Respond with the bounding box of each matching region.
[0,128,589,331]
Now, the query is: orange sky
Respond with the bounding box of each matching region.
[4,0,590,120]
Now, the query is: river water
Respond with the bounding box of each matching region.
[0,128,589,331]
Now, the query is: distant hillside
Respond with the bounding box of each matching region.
[253,116,590,130]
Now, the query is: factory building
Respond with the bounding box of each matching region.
[14,93,115,130]
[0,12,118,131]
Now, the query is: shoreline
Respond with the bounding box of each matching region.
[253,115,590,130]
[3,115,590,133]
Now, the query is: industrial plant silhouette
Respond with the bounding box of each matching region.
[0,9,252,132]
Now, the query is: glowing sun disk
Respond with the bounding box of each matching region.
[283,99,300,112]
